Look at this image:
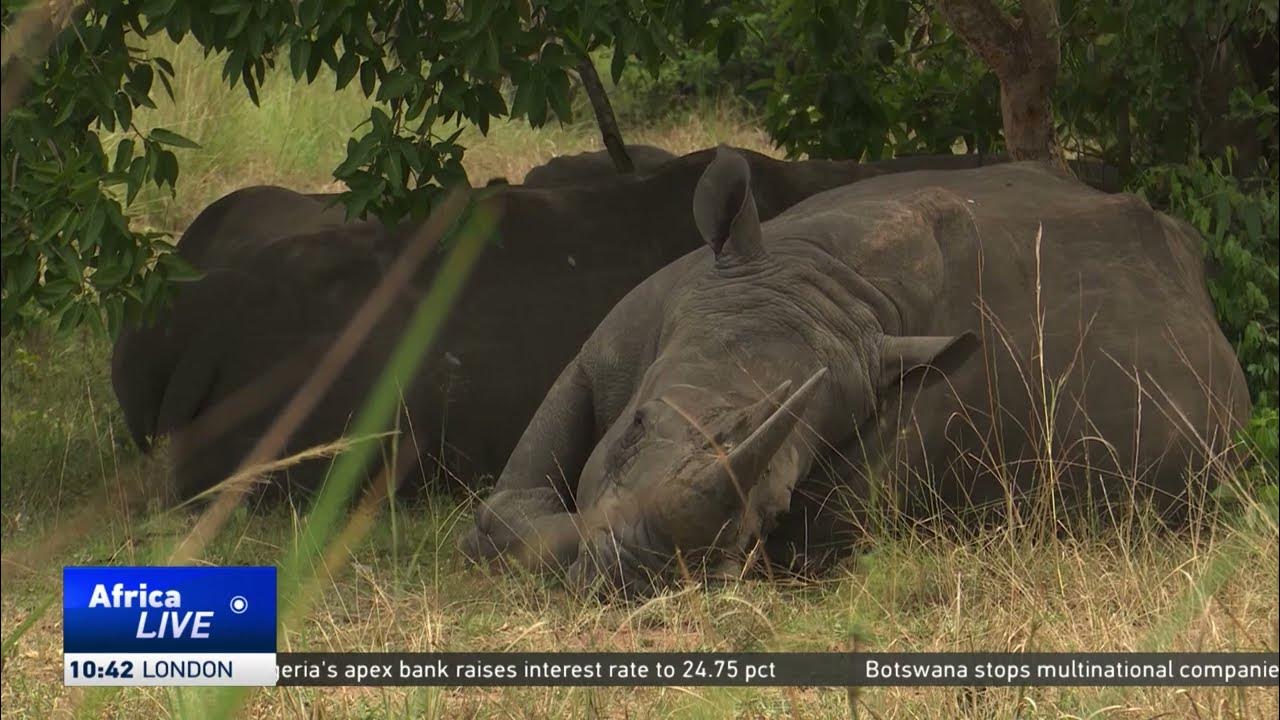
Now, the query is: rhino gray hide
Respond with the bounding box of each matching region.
[114,148,1023,501]
[461,147,1250,597]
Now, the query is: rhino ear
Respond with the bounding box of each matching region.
[879,332,978,391]
[693,146,765,262]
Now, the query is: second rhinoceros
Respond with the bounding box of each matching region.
[462,148,1250,596]
[114,147,1015,500]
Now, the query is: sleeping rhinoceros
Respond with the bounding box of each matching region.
[460,148,1250,596]
[113,145,1114,501]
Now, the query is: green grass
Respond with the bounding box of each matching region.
[0,330,141,527]
[2,36,1278,720]
[106,38,375,234]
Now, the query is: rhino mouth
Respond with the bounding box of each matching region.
[566,513,759,599]
[567,525,669,599]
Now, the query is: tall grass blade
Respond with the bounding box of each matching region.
[200,201,496,720]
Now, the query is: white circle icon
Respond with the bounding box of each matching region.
[229,596,248,614]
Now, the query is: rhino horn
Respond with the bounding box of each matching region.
[709,366,827,508]
[744,377,793,427]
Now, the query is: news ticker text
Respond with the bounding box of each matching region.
[58,568,1279,688]
[65,652,1279,687]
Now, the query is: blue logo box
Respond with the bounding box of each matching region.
[64,566,276,654]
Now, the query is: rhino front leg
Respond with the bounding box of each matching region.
[458,357,597,570]
[460,488,584,572]
[495,358,597,499]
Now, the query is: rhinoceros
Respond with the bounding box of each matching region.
[111,147,1095,501]
[521,145,677,186]
[461,148,1250,596]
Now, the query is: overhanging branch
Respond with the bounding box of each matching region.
[575,57,634,174]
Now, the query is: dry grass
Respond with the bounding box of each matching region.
[3,492,1276,718]
[2,36,1277,720]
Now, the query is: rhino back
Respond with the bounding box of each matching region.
[521,145,677,187]
[790,162,1248,510]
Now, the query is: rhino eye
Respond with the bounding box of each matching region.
[620,409,647,448]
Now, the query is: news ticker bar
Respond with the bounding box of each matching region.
[274,652,1278,687]
[69,651,1278,687]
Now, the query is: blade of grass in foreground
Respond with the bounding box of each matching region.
[197,201,497,720]
[66,192,484,720]
[0,591,56,661]
[167,187,471,566]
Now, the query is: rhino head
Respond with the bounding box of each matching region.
[564,148,976,597]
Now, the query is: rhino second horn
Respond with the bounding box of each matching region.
[745,378,793,427]
[711,367,828,509]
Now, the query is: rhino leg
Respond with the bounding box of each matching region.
[458,357,597,569]
[153,333,231,497]
[458,487,583,572]
[111,325,166,451]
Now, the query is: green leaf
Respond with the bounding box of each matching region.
[547,70,572,122]
[290,39,311,80]
[157,68,175,101]
[38,208,74,245]
[610,38,629,84]
[378,72,415,100]
[159,253,204,282]
[336,52,359,90]
[360,59,378,96]
[242,65,261,106]
[93,261,132,288]
[1242,203,1263,241]
[474,83,506,116]
[299,0,322,28]
[210,0,243,16]
[149,128,202,149]
[1214,192,1232,241]
[155,149,180,189]
[115,95,133,131]
[717,23,741,64]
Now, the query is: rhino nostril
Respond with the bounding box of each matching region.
[567,532,627,595]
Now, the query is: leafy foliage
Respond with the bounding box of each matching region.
[2,2,203,334]
[1057,0,1278,170]
[752,0,1003,160]
[1,0,729,334]
[1137,157,1279,410]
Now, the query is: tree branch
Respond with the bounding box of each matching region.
[575,57,633,174]
[937,0,1019,74]
[937,0,1063,163]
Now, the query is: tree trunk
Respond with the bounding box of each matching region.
[998,69,1058,161]
[575,58,634,174]
[938,0,1063,164]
